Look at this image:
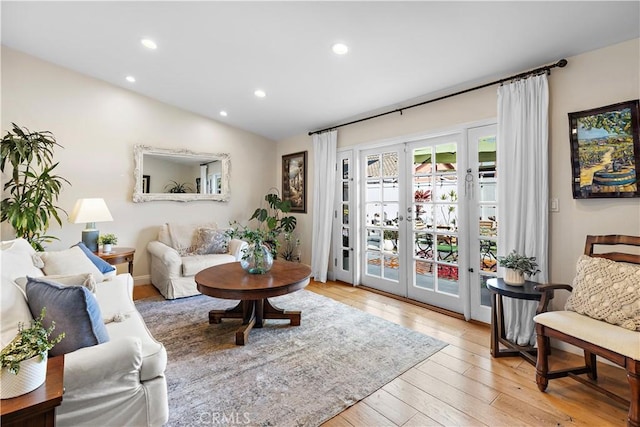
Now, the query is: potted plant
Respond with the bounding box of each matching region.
[0,123,71,251]
[383,230,397,252]
[99,233,118,253]
[497,250,541,285]
[0,308,65,399]
[227,191,297,273]
[280,232,301,262]
[227,224,274,274]
[164,181,193,193]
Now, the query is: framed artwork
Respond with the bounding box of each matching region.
[282,151,307,213]
[568,99,640,199]
[142,175,150,193]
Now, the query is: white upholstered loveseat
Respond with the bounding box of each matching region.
[1,238,168,427]
[147,223,247,299]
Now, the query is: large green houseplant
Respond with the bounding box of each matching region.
[1,123,70,250]
[228,191,297,272]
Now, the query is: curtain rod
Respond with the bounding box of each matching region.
[308,58,568,136]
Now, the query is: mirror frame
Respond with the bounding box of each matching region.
[133,145,231,202]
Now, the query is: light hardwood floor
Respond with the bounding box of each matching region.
[133,281,629,426]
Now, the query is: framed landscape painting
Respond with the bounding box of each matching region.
[282,151,307,213]
[568,99,640,199]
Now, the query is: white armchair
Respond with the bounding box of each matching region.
[147,223,247,299]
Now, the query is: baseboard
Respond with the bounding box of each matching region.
[133,274,151,286]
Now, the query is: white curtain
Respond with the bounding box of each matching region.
[311,130,337,282]
[497,74,549,346]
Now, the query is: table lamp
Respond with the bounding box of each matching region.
[69,198,113,251]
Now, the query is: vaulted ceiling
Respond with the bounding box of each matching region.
[2,1,639,140]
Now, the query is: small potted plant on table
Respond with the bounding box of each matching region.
[99,233,118,253]
[497,250,540,286]
[0,308,65,399]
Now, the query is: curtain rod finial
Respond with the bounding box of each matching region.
[557,59,568,68]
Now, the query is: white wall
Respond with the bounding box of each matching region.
[1,47,278,282]
[279,38,640,303]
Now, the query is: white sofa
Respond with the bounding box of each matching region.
[147,223,247,299]
[1,238,168,427]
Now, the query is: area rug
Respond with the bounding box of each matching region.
[136,289,446,427]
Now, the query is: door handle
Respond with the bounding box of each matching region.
[406,215,413,222]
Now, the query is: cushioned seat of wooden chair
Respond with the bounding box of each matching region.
[535,311,640,359]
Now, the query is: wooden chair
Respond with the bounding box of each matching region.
[534,235,640,427]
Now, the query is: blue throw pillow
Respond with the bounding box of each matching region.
[73,242,116,274]
[25,277,109,357]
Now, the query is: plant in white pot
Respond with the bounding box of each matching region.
[0,308,65,399]
[99,233,118,253]
[497,250,541,286]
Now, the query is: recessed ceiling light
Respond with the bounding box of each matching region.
[332,43,349,55]
[126,75,136,83]
[141,38,157,50]
[219,111,228,117]
[254,89,266,98]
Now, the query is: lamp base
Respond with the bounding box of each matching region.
[82,229,99,252]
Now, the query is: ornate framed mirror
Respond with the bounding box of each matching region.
[133,145,230,202]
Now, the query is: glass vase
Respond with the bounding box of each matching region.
[240,243,274,274]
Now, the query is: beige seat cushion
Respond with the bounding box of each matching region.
[534,310,640,360]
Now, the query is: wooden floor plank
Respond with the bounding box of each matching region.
[401,412,442,427]
[339,401,397,427]
[321,414,354,427]
[399,366,527,426]
[415,360,500,404]
[362,389,418,426]
[383,378,486,427]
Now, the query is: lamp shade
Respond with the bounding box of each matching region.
[69,198,113,224]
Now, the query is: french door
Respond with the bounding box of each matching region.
[356,124,498,320]
[468,124,498,323]
[405,134,466,313]
[360,134,465,314]
[332,150,354,283]
[361,144,407,295]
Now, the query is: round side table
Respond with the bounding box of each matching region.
[486,278,552,365]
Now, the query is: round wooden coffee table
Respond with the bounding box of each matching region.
[195,260,312,345]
